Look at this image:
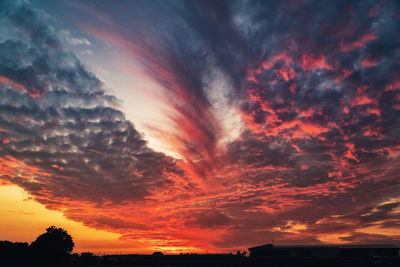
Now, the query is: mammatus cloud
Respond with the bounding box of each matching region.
[0,0,399,252]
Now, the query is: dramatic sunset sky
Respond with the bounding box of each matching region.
[0,0,399,254]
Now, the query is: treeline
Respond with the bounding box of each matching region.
[0,226,74,264]
[0,225,249,265]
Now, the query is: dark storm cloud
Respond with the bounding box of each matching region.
[0,0,182,206]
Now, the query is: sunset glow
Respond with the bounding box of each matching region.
[0,0,399,254]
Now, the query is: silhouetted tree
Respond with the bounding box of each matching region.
[30,226,74,263]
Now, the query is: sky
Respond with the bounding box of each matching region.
[0,0,399,254]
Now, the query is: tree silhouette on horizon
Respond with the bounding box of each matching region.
[30,226,74,263]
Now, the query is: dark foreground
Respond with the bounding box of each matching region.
[3,254,400,267]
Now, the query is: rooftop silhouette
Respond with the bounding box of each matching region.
[1,227,399,266]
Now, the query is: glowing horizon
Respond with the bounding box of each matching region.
[0,0,399,254]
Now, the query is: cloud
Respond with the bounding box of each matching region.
[59,30,91,46]
[339,232,400,246]
[186,210,233,229]
[0,0,399,252]
[0,0,183,211]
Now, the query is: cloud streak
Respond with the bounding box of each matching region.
[0,0,399,252]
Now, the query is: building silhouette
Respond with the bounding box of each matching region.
[248,243,399,258]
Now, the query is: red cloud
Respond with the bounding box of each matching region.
[300,53,334,72]
[1,0,399,253]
